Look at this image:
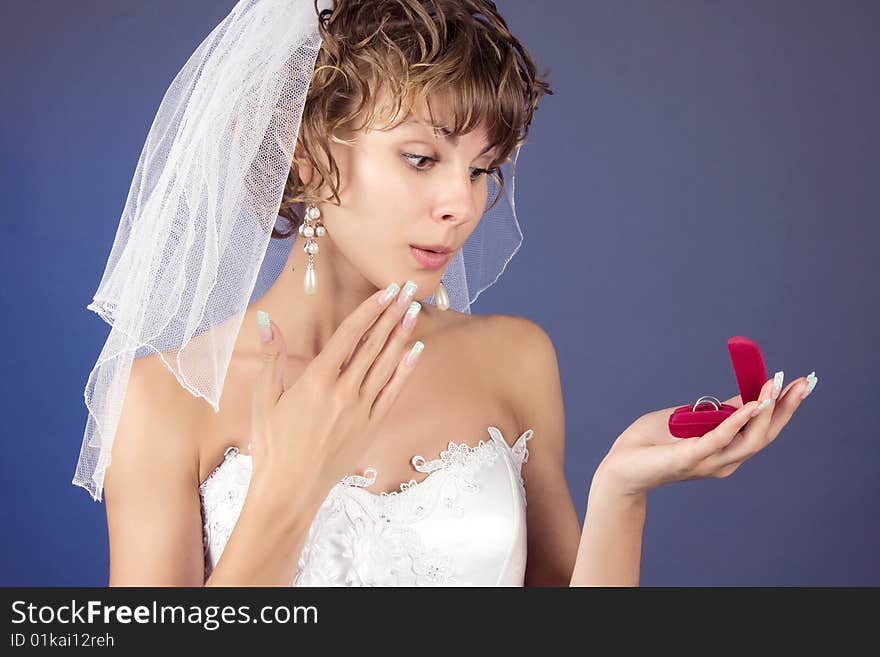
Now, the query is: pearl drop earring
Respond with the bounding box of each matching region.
[298,203,325,295]
[434,281,450,311]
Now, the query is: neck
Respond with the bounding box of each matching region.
[239,234,431,361]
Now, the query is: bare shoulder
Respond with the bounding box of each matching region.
[420,304,552,350]
[127,351,207,433]
[480,312,556,356]
[422,307,561,436]
[104,351,204,497]
[474,312,561,431]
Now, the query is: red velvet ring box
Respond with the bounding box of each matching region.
[668,336,768,438]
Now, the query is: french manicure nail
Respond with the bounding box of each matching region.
[398,280,418,306]
[750,398,771,418]
[256,310,272,343]
[772,370,784,400]
[379,282,400,305]
[403,301,421,329]
[405,340,424,367]
[801,371,818,400]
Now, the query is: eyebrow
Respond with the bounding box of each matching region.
[402,119,496,157]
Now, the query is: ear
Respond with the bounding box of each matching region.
[293,140,314,187]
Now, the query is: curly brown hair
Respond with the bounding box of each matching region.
[273,0,552,239]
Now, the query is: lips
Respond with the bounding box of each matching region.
[410,245,452,270]
[411,244,452,254]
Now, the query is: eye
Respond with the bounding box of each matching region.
[401,153,435,170]
[402,152,498,183]
[469,167,497,182]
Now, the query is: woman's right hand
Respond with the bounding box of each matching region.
[248,281,424,506]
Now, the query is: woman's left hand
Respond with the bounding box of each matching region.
[596,373,814,496]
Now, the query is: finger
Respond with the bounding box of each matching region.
[338,290,405,374]
[706,376,781,470]
[753,375,810,444]
[369,339,425,420]
[721,370,785,408]
[251,311,289,451]
[682,398,760,464]
[339,280,417,389]
[360,300,421,401]
[317,283,402,375]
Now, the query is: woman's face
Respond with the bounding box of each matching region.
[312,101,497,300]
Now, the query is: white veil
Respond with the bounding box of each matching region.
[74,0,526,502]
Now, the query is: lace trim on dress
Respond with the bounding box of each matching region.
[333,427,538,524]
[199,426,535,585]
[199,445,241,492]
[487,426,534,507]
[340,468,378,488]
[509,428,534,466]
[340,437,500,496]
[199,427,535,497]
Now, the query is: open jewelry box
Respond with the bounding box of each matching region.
[668,335,768,438]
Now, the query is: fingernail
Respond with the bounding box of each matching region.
[801,371,818,400]
[403,301,421,329]
[398,280,418,306]
[750,398,771,418]
[772,370,784,400]
[256,310,272,342]
[405,340,424,367]
[379,282,400,306]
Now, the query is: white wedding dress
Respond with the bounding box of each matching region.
[199,426,534,586]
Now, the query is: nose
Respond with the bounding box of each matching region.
[431,171,481,226]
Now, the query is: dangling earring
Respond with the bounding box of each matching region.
[434,281,450,311]
[298,203,325,295]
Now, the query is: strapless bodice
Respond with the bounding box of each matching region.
[199,426,534,586]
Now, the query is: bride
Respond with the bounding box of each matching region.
[78,0,816,586]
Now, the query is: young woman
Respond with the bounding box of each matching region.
[78,0,817,586]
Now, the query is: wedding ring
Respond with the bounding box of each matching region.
[692,395,721,412]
